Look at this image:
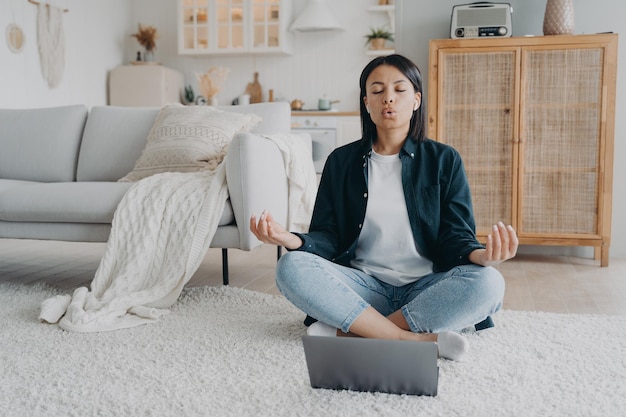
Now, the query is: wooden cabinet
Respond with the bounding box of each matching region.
[109,65,184,107]
[336,115,361,147]
[428,34,618,266]
[177,0,292,55]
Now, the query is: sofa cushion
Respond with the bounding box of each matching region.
[0,182,235,226]
[0,179,39,194]
[0,182,133,223]
[77,106,160,182]
[119,104,261,182]
[0,105,88,182]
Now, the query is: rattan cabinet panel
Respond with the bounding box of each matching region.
[435,49,517,232]
[428,34,617,266]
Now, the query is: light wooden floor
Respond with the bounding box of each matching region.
[1,239,625,316]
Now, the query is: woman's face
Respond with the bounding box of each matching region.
[363,64,421,135]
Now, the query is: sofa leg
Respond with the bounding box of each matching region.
[222,248,229,286]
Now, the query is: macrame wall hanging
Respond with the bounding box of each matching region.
[32,1,67,88]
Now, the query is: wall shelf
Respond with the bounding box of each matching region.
[367,5,395,33]
[366,48,395,57]
[366,4,395,56]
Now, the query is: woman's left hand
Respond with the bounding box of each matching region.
[469,222,519,267]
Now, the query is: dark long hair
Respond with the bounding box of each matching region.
[359,54,426,144]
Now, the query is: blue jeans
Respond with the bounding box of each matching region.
[275,251,505,334]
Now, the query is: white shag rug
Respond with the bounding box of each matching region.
[1,282,625,417]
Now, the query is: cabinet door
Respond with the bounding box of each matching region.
[336,116,361,147]
[179,0,211,52]
[434,48,519,236]
[520,46,604,236]
[216,0,246,51]
[251,0,280,50]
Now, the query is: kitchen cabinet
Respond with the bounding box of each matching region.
[177,0,292,55]
[337,116,361,146]
[428,34,618,266]
[291,112,360,174]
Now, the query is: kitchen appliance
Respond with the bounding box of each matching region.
[318,96,340,111]
[109,65,184,107]
[291,115,337,174]
[291,99,305,110]
[450,2,512,39]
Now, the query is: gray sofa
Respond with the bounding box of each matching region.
[0,102,299,284]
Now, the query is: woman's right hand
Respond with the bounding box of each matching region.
[249,210,303,250]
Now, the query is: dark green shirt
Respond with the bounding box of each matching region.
[294,136,484,273]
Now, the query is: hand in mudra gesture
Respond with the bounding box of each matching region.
[470,221,519,267]
[250,210,303,250]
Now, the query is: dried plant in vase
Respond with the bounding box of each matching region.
[196,67,230,105]
[131,23,159,61]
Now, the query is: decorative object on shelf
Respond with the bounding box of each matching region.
[543,0,575,35]
[237,94,250,106]
[378,0,392,4]
[196,67,229,106]
[317,95,339,111]
[290,99,304,111]
[245,72,263,103]
[365,26,394,50]
[184,85,195,105]
[290,0,343,32]
[131,23,159,62]
[144,49,155,62]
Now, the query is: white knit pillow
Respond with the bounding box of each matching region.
[119,104,261,182]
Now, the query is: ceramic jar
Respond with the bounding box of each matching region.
[543,0,575,36]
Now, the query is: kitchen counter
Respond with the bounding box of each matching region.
[291,110,359,117]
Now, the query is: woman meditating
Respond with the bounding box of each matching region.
[250,54,518,361]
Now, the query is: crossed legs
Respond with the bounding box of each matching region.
[276,251,505,359]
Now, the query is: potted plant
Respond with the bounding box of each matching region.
[365,26,394,50]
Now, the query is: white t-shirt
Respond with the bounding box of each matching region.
[350,150,433,286]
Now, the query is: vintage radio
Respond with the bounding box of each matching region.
[450,2,513,39]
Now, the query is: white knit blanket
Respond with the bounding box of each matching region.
[39,133,315,332]
[261,133,317,233]
[40,166,228,332]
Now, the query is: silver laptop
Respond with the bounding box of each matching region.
[302,335,439,396]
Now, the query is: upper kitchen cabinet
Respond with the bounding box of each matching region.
[178,0,293,55]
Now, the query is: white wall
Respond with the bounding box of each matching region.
[128,0,386,111]
[0,0,131,108]
[0,0,624,259]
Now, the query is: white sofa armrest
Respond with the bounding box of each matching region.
[225,132,288,251]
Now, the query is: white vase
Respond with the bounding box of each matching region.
[207,97,218,106]
[543,0,575,35]
[144,49,155,62]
